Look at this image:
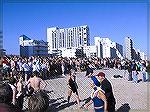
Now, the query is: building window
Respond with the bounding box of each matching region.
[55,38,57,48]
[80,36,82,45]
[79,27,81,31]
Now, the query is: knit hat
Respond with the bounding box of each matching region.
[96,72,105,77]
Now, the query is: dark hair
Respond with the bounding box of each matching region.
[32,71,39,77]
[0,82,13,104]
[28,90,49,112]
[9,77,16,85]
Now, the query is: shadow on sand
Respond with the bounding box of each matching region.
[116,103,130,112]
[47,96,92,112]
[47,100,77,112]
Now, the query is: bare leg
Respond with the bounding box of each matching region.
[88,73,92,78]
[67,89,72,103]
[25,73,28,82]
[75,93,80,108]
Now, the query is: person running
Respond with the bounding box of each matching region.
[26,71,47,93]
[67,70,80,108]
[84,76,107,112]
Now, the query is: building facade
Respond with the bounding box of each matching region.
[0,31,5,57]
[140,51,147,60]
[99,38,113,58]
[61,47,77,58]
[83,46,97,58]
[47,25,90,54]
[19,35,48,57]
[116,43,123,57]
[94,37,123,59]
[94,37,103,58]
[124,37,133,60]
[0,31,2,50]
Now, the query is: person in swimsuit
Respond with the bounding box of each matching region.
[84,76,107,112]
[67,70,80,108]
[26,71,47,95]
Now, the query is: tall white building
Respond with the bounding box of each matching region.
[94,37,123,59]
[124,37,133,60]
[95,37,103,58]
[99,38,113,58]
[47,25,90,54]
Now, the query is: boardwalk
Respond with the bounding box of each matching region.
[23,68,149,112]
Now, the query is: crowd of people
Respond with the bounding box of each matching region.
[0,55,150,112]
[0,55,149,81]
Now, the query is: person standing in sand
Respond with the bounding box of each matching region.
[26,71,47,92]
[67,70,81,108]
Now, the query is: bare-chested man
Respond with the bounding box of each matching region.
[26,71,47,92]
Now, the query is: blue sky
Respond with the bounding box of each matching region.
[3,2,148,55]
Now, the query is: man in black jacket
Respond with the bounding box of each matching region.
[96,72,116,112]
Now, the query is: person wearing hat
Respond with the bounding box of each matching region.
[96,72,116,112]
[84,76,107,112]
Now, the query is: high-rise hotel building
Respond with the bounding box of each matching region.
[47,25,90,54]
[124,37,133,60]
[95,37,123,59]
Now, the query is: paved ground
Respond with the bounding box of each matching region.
[23,68,149,112]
